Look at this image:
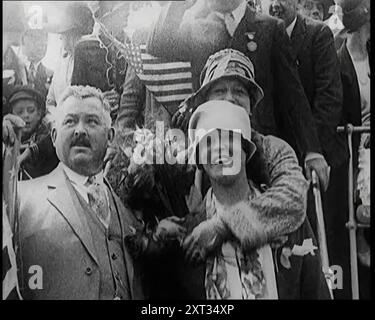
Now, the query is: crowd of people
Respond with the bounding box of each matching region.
[2,0,370,300]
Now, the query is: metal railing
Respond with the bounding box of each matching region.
[337,124,371,300]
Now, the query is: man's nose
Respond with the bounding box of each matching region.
[224,90,236,104]
[74,120,87,135]
[20,110,29,120]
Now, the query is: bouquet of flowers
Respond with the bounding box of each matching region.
[106,126,196,258]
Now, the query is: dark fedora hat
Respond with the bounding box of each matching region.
[336,0,370,32]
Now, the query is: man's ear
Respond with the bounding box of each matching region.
[107,127,115,144]
[51,127,57,146]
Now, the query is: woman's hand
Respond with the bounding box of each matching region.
[182,216,227,265]
[154,216,187,242]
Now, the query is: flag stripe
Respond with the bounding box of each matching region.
[141,67,193,75]
[142,78,193,86]
[115,40,192,107]
[139,72,193,82]
[153,89,194,98]
[156,94,194,102]
[146,83,193,92]
[142,60,191,69]
[2,201,21,300]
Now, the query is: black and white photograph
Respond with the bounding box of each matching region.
[2,0,371,303]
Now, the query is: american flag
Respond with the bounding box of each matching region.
[3,202,21,300]
[2,141,22,300]
[98,23,193,111]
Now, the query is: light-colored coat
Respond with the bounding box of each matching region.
[17,164,144,300]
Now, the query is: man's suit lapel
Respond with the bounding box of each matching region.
[339,40,357,87]
[47,164,99,265]
[290,15,307,60]
[230,6,262,69]
[105,178,137,299]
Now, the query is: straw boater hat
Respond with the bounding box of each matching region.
[188,100,257,166]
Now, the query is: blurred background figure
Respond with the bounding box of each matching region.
[337,0,370,283]
[297,0,334,21]
[3,1,27,104]
[325,2,346,49]
[20,28,53,99]
[71,1,132,120]
[45,1,95,109]
[269,0,349,299]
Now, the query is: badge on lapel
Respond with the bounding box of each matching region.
[245,32,257,52]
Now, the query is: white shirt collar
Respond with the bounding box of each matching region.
[61,162,104,187]
[286,16,298,38]
[25,59,41,71]
[215,0,247,28]
[231,0,247,26]
[18,51,41,70]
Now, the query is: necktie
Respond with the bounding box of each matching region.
[86,176,110,228]
[28,62,36,87]
[223,12,237,37]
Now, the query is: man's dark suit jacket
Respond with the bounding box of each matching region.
[337,40,363,169]
[289,14,346,169]
[29,63,53,99]
[71,36,126,94]
[148,3,322,161]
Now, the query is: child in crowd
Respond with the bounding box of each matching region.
[4,86,58,179]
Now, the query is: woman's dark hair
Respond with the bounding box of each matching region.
[7,85,46,118]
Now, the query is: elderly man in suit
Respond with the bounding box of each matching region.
[4,85,144,300]
[147,0,330,191]
[269,0,348,299]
